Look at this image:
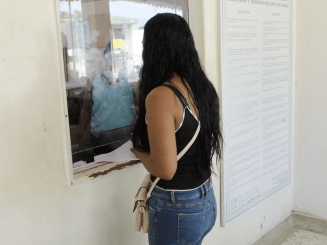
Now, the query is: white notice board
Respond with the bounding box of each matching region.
[220,0,293,226]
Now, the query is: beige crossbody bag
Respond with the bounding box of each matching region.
[133,121,201,233]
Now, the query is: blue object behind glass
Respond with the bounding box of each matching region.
[91,69,136,138]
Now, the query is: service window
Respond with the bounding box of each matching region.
[58,0,189,181]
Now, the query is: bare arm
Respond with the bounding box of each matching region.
[131,86,178,180]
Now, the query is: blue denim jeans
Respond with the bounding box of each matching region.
[147,178,217,245]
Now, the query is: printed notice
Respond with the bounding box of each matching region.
[221,0,292,225]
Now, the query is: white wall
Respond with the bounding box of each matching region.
[197,1,294,244]
[293,0,327,219]
[0,0,294,244]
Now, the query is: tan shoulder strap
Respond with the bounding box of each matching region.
[176,122,201,161]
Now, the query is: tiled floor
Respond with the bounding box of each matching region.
[253,213,327,245]
[281,230,327,245]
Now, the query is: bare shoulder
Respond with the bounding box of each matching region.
[145,85,177,112]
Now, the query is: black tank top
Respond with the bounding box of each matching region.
[145,84,211,190]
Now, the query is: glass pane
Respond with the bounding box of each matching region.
[58,0,188,168]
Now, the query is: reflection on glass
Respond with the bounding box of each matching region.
[58,0,188,168]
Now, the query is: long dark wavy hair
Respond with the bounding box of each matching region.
[132,13,223,179]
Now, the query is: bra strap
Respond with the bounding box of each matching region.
[161,84,188,108]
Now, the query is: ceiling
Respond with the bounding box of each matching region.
[59,0,183,10]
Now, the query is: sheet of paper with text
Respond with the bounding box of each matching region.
[220,0,293,226]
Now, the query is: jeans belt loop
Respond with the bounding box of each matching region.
[170,191,175,203]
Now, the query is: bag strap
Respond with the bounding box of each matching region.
[176,122,200,161]
[146,121,201,199]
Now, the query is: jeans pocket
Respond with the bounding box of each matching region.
[177,211,206,245]
[148,195,159,215]
[205,203,217,236]
[148,203,156,214]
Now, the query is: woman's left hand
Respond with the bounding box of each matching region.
[130,147,136,155]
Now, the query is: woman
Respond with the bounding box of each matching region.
[90,42,136,155]
[130,13,223,245]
